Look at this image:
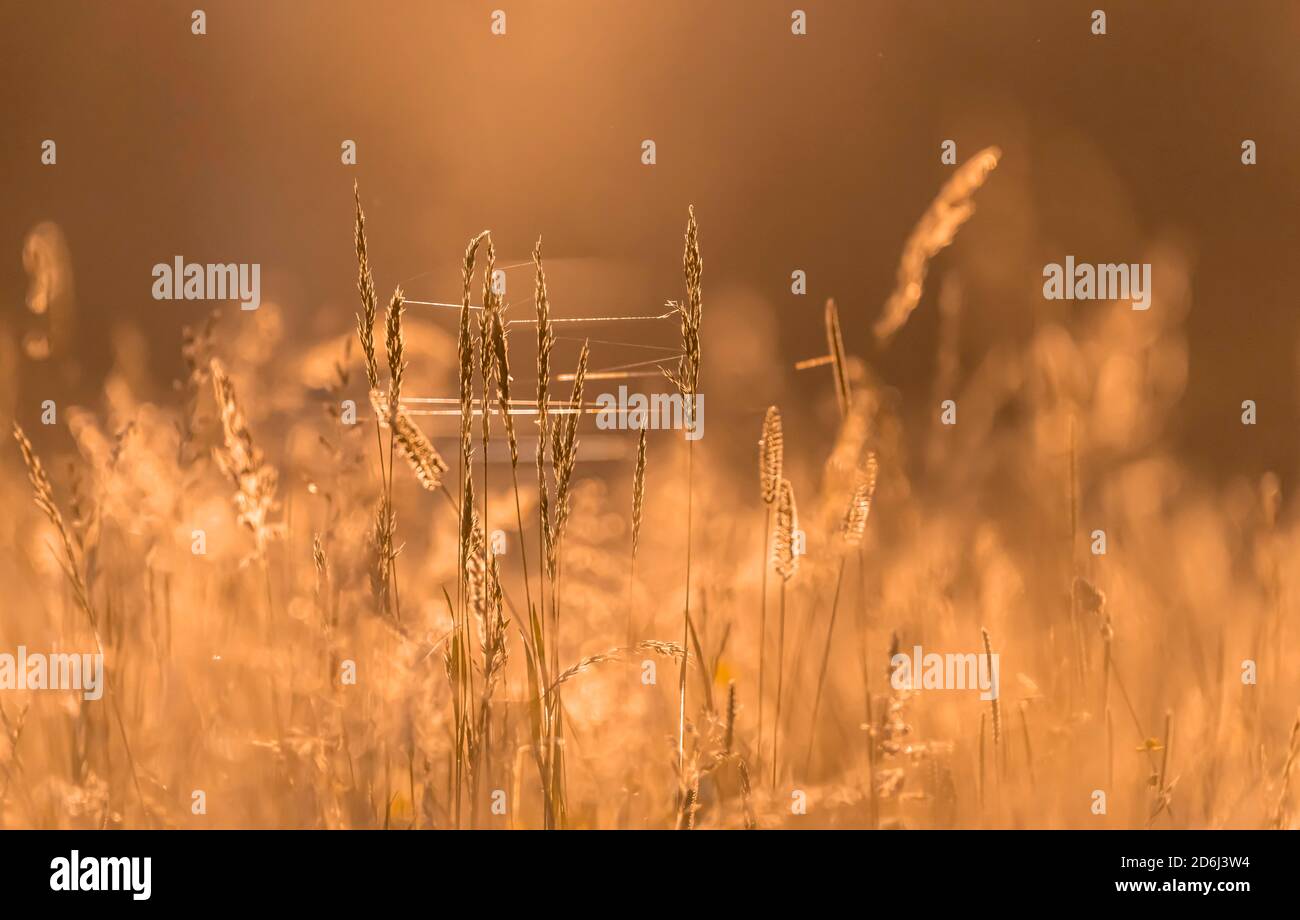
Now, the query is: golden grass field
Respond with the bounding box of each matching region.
[3,145,1299,831]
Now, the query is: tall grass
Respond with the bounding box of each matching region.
[757,406,783,774]
[5,161,1297,832]
[666,206,703,781]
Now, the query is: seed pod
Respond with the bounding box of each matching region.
[759,406,783,506]
[840,451,879,546]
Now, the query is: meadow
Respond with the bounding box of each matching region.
[3,148,1298,831]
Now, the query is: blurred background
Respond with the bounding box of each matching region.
[4,0,1300,482]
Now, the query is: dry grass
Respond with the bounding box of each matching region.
[874,146,1001,343]
[3,160,1298,831]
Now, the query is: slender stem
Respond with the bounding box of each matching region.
[627,557,637,649]
[509,466,535,633]
[677,440,694,779]
[387,426,401,621]
[626,550,638,708]
[773,579,786,789]
[455,444,465,829]
[538,482,553,830]
[804,556,847,777]
[758,507,770,777]
[371,417,393,619]
[552,551,565,827]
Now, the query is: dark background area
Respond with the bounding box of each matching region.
[2,0,1298,482]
